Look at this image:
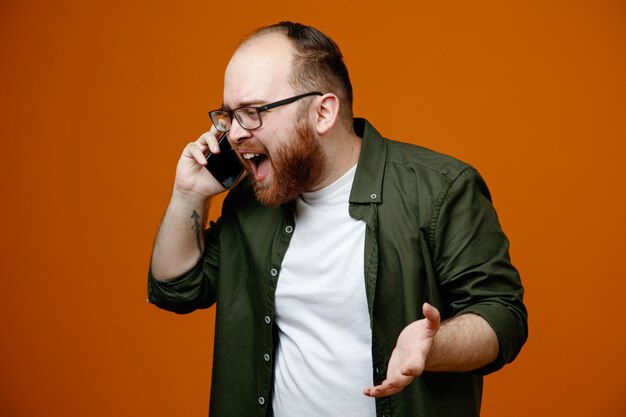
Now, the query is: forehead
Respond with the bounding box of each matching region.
[223,33,295,107]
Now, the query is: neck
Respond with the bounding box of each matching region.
[312,129,362,191]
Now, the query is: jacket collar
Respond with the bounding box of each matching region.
[349,118,387,205]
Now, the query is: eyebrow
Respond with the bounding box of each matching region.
[222,99,268,111]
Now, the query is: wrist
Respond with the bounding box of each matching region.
[171,186,212,208]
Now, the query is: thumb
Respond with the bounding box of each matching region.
[422,303,441,332]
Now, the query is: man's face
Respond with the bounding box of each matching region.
[246,112,326,206]
[223,33,326,206]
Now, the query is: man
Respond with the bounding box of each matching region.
[148,21,527,417]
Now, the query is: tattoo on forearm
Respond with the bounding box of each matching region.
[191,210,202,258]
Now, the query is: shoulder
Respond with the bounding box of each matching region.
[353,118,482,205]
[384,138,472,183]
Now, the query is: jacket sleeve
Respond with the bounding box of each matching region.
[147,218,221,314]
[431,167,528,374]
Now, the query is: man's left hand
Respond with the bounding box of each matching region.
[363,303,440,398]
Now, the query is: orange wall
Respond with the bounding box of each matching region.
[2,1,625,416]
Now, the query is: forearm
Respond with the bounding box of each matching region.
[425,313,499,372]
[151,189,210,281]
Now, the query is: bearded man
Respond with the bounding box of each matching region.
[148,21,527,417]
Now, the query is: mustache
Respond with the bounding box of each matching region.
[231,142,268,154]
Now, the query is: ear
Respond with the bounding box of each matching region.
[312,93,340,135]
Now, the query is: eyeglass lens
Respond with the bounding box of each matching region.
[211,108,263,132]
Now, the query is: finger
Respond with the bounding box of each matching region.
[198,130,221,154]
[188,142,208,166]
[395,348,427,377]
[387,371,413,384]
[208,123,227,154]
[363,382,403,398]
[379,367,414,392]
[423,302,441,331]
[364,384,386,397]
[401,362,425,377]
[211,118,230,135]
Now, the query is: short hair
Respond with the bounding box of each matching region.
[245,21,354,124]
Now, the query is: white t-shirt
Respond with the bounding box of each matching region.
[272,165,376,416]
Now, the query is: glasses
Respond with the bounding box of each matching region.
[209,92,323,132]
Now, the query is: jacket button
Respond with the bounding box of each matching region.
[270,268,278,277]
[258,396,265,405]
[370,193,377,200]
[264,353,271,362]
[264,316,271,324]
[285,225,293,233]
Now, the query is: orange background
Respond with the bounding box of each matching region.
[2,0,625,416]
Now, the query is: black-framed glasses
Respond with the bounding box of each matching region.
[209,92,323,132]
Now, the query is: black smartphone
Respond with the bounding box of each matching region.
[205,134,244,188]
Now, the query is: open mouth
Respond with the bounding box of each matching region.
[240,152,270,182]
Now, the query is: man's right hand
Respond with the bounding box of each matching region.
[150,126,231,281]
[173,125,228,199]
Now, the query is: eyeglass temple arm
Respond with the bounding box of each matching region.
[257,92,323,112]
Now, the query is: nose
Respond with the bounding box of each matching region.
[228,117,253,145]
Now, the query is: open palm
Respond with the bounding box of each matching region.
[364,303,440,398]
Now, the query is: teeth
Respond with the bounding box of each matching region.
[242,153,260,160]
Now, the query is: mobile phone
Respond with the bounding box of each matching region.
[205,134,244,188]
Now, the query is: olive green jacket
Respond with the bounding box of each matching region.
[148,118,528,417]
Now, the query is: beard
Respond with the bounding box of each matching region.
[250,119,326,207]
